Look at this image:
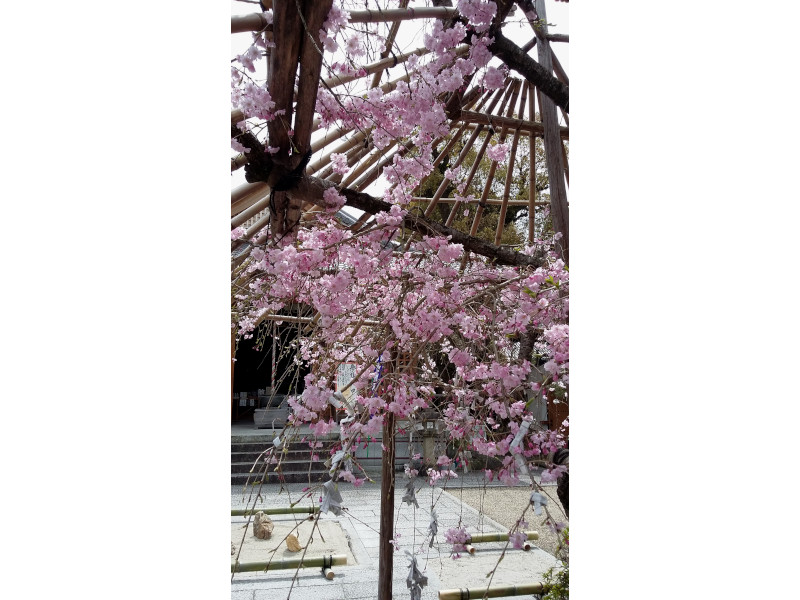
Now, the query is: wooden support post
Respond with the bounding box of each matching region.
[268,0,302,156]
[527,82,536,243]
[378,410,396,600]
[534,0,569,262]
[292,0,334,155]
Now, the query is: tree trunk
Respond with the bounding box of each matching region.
[378,411,396,599]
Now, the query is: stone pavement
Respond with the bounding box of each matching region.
[231,473,561,600]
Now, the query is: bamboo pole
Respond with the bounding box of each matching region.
[494,127,521,245]
[444,131,495,227]
[425,80,519,218]
[231,153,248,172]
[438,582,547,600]
[466,531,539,544]
[311,125,354,154]
[230,507,319,516]
[320,143,369,182]
[494,83,528,244]
[232,13,272,34]
[245,211,271,242]
[410,85,501,196]
[348,6,457,23]
[459,111,568,140]
[424,124,488,218]
[370,0,409,89]
[351,140,411,192]
[232,182,270,218]
[308,130,368,174]
[413,197,549,207]
[231,197,271,229]
[233,7,458,34]
[321,47,428,89]
[231,554,347,573]
[467,81,521,239]
[342,139,397,189]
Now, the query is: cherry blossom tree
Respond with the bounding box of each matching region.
[231,1,569,597]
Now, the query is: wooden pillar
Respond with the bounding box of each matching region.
[377,353,396,600]
[534,0,569,262]
[378,411,396,599]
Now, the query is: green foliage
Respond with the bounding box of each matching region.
[540,527,569,599]
[541,564,569,600]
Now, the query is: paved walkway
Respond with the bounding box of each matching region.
[231,474,561,600]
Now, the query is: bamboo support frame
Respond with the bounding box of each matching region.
[232,7,458,34]
[494,127,521,245]
[465,531,539,544]
[459,110,568,140]
[231,506,319,516]
[308,130,368,174]
[426,80,519,218]
[370,0,409,89]
[232,197,270,229]
[467,81,521,239]
[231,554,347,574]
[348,6,457,24]
[444,130,495,227]
[321,47,428,89]
[438,582,547,600]
[339,140,393,188]
[414,197,549,207]
[320,143,368,182]
[232,153,248,172]
[493,83,528,244]
[232,182,269,218]
[410,85,500,197]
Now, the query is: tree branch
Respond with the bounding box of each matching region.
[488,30,569,113]
[293,176,545,268]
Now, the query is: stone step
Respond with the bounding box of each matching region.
[231,459,330,475]
[231,442,338,454]
[230,470,331,486]
[231,449,334,463]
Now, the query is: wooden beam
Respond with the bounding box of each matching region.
[292,0,334,155]
[527,82,536,243]
[268,0,303,156]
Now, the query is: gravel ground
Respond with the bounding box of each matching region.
[444,483,568,558]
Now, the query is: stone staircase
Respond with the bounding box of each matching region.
[231,435,338,486]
